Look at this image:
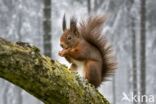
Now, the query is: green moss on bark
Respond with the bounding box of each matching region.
[0,38,110,104]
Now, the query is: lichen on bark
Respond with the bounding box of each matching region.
[0,38,110,104]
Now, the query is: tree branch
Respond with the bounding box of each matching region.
[0,38,109,104]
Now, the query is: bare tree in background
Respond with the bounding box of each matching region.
[87,0,91,15]
[129,1,138,104]
[1,0,23,104]
[15,2,23,103]
[3,81,9,104]
[17,11,22,41]
[125,1,138,104]
[112,76,116,104]
[88,0,104,14]
[43,0,52,57]
[131,16,137,104]
[140,0,146,103]
[93,0,103,12]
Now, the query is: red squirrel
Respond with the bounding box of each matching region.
[58,15,117,88]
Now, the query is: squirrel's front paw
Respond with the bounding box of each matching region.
[58,50,68,57]
[58,51,63,56]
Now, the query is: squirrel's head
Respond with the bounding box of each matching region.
[60,15,80,50]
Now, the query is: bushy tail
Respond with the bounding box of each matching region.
[79,15,117,81]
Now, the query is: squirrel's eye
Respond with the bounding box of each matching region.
[67,36,72,40]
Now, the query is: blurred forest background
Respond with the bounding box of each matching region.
[0,0,155,104]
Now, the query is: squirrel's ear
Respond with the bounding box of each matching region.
[62,14,66,31]
[70,17,77,34]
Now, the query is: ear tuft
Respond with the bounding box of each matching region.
[70,17,77,33]
[62,14,66,31]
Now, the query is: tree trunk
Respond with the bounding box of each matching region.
[87,0,91,15]
[93,0,103,12]
[140,0,146,103]
[125,1,138,103]
[3,81,9,104]
[16,5,23,104]
[0,38,109,104]
[93,0,97,12]
[131,16,137,104]
[112,76,116,104]
[43,0,52,57]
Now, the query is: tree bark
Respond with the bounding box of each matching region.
[0,38,109,104]
[16,3,23,104]
[131,16,137,104]
[140,0,146,103]
[112,76,116,104]
[43,0,52,57]
[93,0,104,12]
[87,0,91,15]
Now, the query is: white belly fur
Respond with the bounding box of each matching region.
[71,58,85,77]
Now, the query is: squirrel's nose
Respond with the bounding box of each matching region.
[60,44,64,48]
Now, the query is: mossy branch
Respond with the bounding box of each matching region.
[0,38,109,104]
